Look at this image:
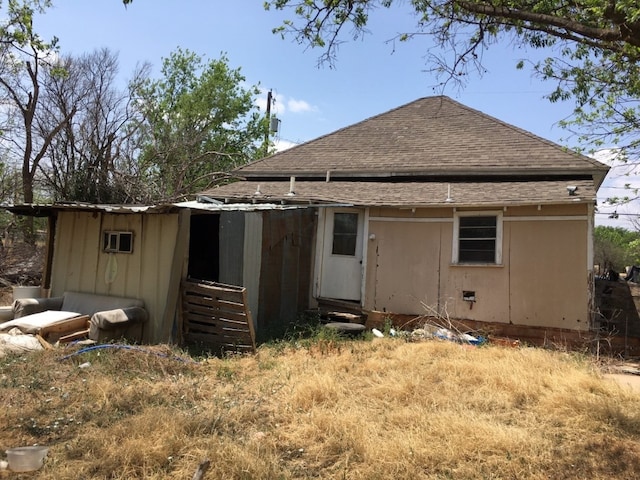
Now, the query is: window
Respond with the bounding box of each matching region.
[332,212,358,256]
[453,212,502,264]
[103,231,134,253]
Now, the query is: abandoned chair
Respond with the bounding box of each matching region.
[0,291,148,343]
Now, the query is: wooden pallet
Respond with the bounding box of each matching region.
[182,280,256,355]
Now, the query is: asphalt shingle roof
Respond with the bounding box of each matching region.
[237,96,608,180]
[206,97,608,207]
[203,179,597,208]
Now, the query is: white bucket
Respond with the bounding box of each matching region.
[12,286,42,301]
[6,446,49,472]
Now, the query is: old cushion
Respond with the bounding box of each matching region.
[90,307,148,331]
[12,297,65,318]
[61,292,144,317]
[88,307,148,342]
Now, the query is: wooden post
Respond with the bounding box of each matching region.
[192,459,211,480]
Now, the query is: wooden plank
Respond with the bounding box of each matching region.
[184,310,248,325]
[185,331,253,345]
[184,319,253,335]
[184,299,246,315]
[184,332,254,350]
[185,323,251,341]
[161,209,191,344]
[186,279,245,292]
[183,281,245,298]
[185,333,254,348]
[183,293,246,311]
[185,322,252,337]
[183,308,249,325]
[39,316,90,338]
[58,329,90,343]
[242,288,256,350]
[182,301,247,320]
[35,334,53,350]
[185,315,252,331]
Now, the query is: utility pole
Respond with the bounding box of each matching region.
[264,89,272,156]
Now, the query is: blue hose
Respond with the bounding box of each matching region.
[59,343,197,363]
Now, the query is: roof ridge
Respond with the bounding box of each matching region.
[444,97,607,170]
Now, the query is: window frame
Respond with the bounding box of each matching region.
[331,211,359,256]
[103,231,134,254]
[452,211,503,265]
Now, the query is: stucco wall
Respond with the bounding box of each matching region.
[51,211,181,342]
[364,204,591,330]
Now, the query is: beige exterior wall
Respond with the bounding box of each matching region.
[51,211,182,342]
[364,204,592,331]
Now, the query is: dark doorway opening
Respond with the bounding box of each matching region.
[188,214,220,282]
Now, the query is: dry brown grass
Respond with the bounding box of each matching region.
[2,339,640,479]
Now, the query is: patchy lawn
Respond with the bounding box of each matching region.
[2,338,640,479]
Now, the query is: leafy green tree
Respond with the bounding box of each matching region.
[132,49,265,202]
[594,226,640,273]
[265,0,640,161]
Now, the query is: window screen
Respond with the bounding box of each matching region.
[458,216,497,263]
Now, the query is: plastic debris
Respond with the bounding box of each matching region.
[371,328,384,338]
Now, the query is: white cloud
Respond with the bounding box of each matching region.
[256,90,318,117]
[255,95,268,113]
[274,139,297,152]
[287,98,315,114]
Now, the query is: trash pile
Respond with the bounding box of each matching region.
[371,322,486,346]
[0,328,44,357]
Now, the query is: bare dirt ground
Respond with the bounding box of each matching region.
[604,372,640,392]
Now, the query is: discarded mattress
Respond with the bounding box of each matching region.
[0,310,81,334]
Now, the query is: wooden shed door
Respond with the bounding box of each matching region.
[319,209,364,301]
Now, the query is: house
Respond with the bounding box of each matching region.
[2,97,611,347]
[202,96,610,342]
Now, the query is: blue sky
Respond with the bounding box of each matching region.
[33,0,636,226]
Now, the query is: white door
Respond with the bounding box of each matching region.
[319,208,364,301]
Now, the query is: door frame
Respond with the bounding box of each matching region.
[314,206,369,304]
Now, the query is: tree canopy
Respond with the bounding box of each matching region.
[0,1,269,209]
[594,225,640,272]
[132,49,265,202]
[265,0,640,162]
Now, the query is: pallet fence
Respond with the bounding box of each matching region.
[182,279,256,354]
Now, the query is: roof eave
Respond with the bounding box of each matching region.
[237,167,609,179]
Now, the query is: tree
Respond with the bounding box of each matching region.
[0,0,74,204]
[0,0,75,242]
[37,48,150,203]
[265,0,640,161]
[132,48,265,203]
[594,226,640,273]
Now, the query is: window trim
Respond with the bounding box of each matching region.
[452,211,503,265]
[103,231,134,254]
[331,211,359,256]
